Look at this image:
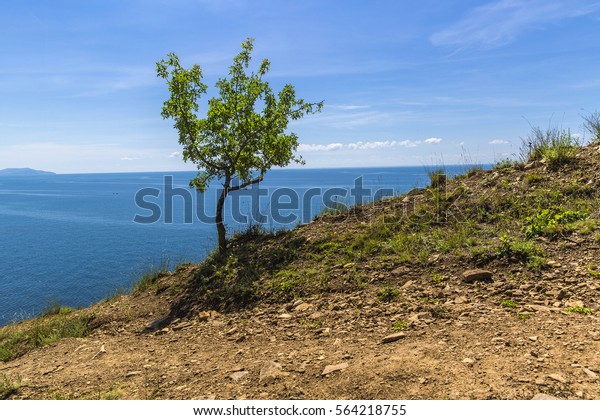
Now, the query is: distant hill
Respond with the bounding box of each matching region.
[0,168,56,176]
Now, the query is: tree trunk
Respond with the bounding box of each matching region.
[216,185,228,253]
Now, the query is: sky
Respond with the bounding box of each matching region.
[1,0,599,173]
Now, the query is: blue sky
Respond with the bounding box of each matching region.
[1,0,599,173]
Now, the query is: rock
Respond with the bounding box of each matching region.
[462,269,493,283]
[278,313,292,320]
[172,321,193,331]
[144,315,174,332]
[582,368,598,379]
[125,371,143,377]
[343,263,356,269]
[462,358,475,366]
[547,373,567,384]
[198,311,219,322]
[321,363,349,376]
[381,332,406,343]
[528,336,538,342]
[293,303,312,312]
[391,267,410,276]
[532,393,560,400]
[259,361,284,382]
[229,371,249,381]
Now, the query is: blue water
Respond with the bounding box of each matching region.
[0,166,478,326]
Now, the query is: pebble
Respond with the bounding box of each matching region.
[321,363,349,376]
[381,332,406,344]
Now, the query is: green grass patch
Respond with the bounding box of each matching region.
[500,300,517,308]
[0,373,22,400]
[521,126,580,169]
[378,285,400,302]
[0,313,92,362]
[565,306,592,315]
[523,209,589,238]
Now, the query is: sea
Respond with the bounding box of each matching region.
[0,165,480,326]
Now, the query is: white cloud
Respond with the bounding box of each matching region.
[327,104,371,111]
[169,151,182,158]
[120,157,140,161]
[298,143,343,152]
[489,139,509,144]
[424,137,443,144]
[431,0,599,48]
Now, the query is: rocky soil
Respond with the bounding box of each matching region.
[1,145,599,400]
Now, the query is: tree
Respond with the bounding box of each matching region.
[157,38,323,252]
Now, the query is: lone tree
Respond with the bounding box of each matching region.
[157,38,322,252]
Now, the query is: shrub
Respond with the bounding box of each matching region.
[520,126,579,168]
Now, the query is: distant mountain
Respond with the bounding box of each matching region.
[0,168,56,176]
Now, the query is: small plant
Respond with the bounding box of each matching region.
[565,306,592,315]
[497,235,547,271]
[582,110,600,143]
[430,272,445,283]
[501,300,517,308]
[523,173,544,186]
[428,169,447,189]
[520,126,579,169]
[494,158,514,171]
[378,284,400,302]
[0,373,22,399]
[392,320,408,332]
[517,313,534,321]
[41,302,76,317]
[523,209,588,238]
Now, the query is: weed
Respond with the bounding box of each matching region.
[523,209,588,238]
[582,110,600,143]
[428,169,447,189]
[501,300,517,308]
[523,173,544,186]
[378,285,399,302]
[565,306,592,315]
[517,313,535,321]
[430,272,445,283]
[520,126,579,169]
[41,302,76,317]
[497,235,547,270]
[132,269,169,294]
[392,320,408,332]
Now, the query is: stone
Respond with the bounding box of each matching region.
[144,315,173,332]
[547,373,567,384]
[582,368,598,379]
[293,303,312,312]
[278,313,292,320]
[229,371,249,381]
[259,361,283,382]
[321,363,349,376]
[462,269,493,283]
[532,393,560,400]
[125,371,143,377]
[462,358,475,366]
[381,332,406,343]
[172,321,193,331]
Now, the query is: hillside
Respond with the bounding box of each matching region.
[0,168,56,176]
[1,143,599,400]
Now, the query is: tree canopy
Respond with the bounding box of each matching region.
[157,38,323,251]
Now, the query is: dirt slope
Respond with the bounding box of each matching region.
[1,145,599,400]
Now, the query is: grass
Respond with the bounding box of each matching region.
[0,313,92,362]
[500,300,517,308]
[565,306,592,315]
[582,110,600,143]
[0,373,22,400]
[392,320,408,332]
[521,126,580,169]
[378,285,399,302]
[523,209,589,238]
[497,235,547,271]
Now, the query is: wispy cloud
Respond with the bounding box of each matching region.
[489,139,509,144]
[298,143,343,152]
[300,138,443,152]
[169,151,182,158]
[431,0,600,48]
[120,156,140,161]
